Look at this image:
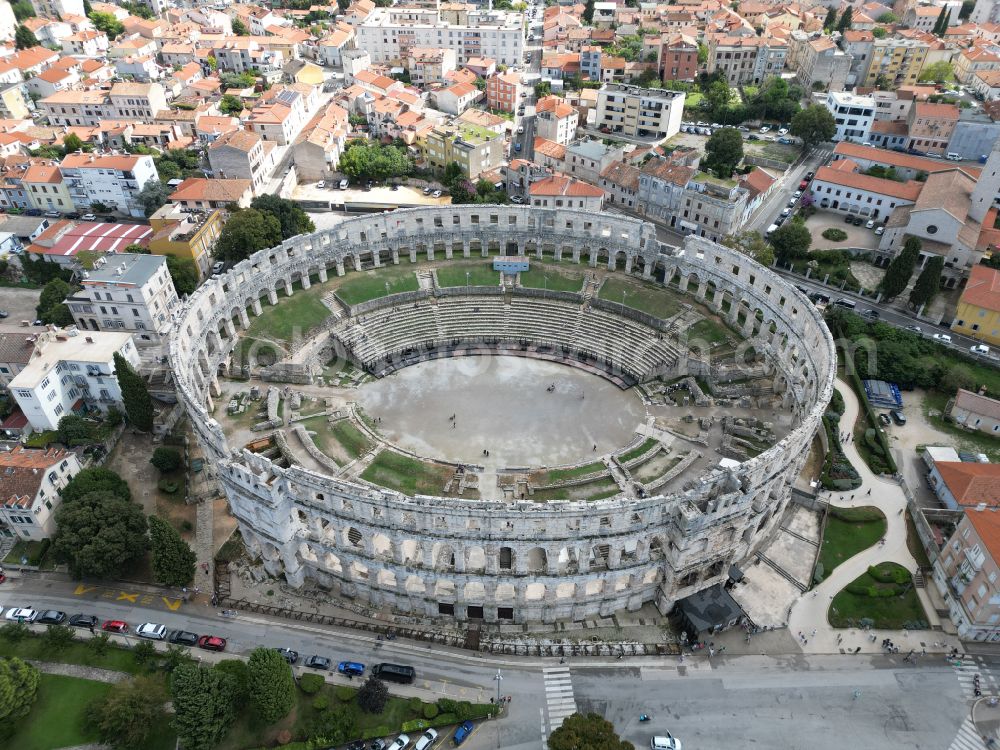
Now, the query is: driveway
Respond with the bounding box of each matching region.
[804,212,879,251]
[0,286,40,324]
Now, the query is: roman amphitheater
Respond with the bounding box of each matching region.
[169,205,836,625]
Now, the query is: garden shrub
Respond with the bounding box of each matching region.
[813,562,824,584]
[299,673,324,694]
[312,695,330,711]
[423,703,439,719]
[409,697,423,712]
[157,478,179,493]
[334,685,356,701]
[822,228,848,242]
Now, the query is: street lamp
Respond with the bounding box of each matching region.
[467,271,470,288]
[621,290,628,314]
[493,670,503,749]
[543,274,547,298]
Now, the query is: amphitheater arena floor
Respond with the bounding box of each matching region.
[354,356,647,467]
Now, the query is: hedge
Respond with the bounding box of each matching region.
[299,673,325,694]
[839,335,898,476]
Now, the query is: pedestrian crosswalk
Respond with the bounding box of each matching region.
[952,654,997,700]
[947,716,989,750]
[542,666,577,732]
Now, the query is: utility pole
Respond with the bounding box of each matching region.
[494,669,503,749]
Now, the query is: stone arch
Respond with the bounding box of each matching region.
[555,581,575,599]
[434,579,456,598]
[344,527,364,548]
[524,582,545,601]
[376,569,397,589]
[371,532,391,557]
[399,539,420,565]
[465,545,486,573]
[498,546,514,571]
[495,583,515,602]
[349,561,369,581]
[584,579,604,596]
[463,581,486,601]
[404,575,426,594]
[526,547,547,573]
[432,542,456,571]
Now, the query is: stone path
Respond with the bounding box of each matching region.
[196,486,216,591]
[28,661,128,684]
[786,377,959,655]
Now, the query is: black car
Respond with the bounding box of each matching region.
[348,742,365,750]
[861,308,880,320]
[103,215,116,223]
[36,610,67,625]
[805,171,815,180]
[66,212,80,219]
[371,740,387,750]
[852,215,865,226]
[168,630,199,646]
[69,614,97,628]
[844,213,854,224]
[0,309,7,318]
[275,647,299,665]
[890,410,907,426]
[24,208,41,217]
[304,655,331,670]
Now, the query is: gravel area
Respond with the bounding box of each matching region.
[27,660,129,683]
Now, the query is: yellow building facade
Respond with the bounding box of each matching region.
[952,265,1000,346]
[148,206,224,278]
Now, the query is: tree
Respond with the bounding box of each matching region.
[138,180,170,217]
[961,0,975,19]
[214,208,282,263]
[88,11,125,40]
[219,94,244,115]
[207,55,217,71]
[149,516,196,588]
[131,640,157,666]
[166,255,198,297]
[878,236,920,299]
[114,352,154,432]
[932,6,948,35]
[56,414,94,445]
[704,79,732,113]
[150,447,182,473]
[61,467,131,504]
[837,6,853,32]
[11,0,34,22]
[53,491,148,579]
[790,105,836,149]
[92,677,167,750]
[876,12,899,23]
[823,6,837,29]
[357,675,388,714]
[250,195,315,240]
[722,230,774,266]
[232,17,249,35]
[872,27,887,38]
[42,624,76,651]
[769,221,811,263]
[941,362,976,393]
[548,713,633,750]
[247,648,295,724]
[918,61,955,83]
[582,0,594,23]
[337,141,413,181]
[36,277,73,324]
[909,255,944,309]
[14,24,38,49]
[214,660,250,710]
[171,663,238,750]
[704,127,743,178]
[697,42,708,65]
[0,657,39,729]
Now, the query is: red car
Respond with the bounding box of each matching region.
[798,180,809,190]
[102,620,128,633]
[197,635,227,652]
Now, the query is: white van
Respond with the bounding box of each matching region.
[971,344,991,355]
[946,152,962,161]
[765,223,778,238]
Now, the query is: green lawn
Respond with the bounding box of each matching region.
[520,265,583,292]
[618,438,659,464]
[331,419,372,459]
[688,318,731,346]
[0,635,144,674]
[244,283,333,344]
[531,477,621,502]
[361,451,455,496]
[4,539,51,567]
[598,277,681,320]
[828,562,929,629]
[815,506,886,581]
[337,267,420,306]
[542,461,606,484]
[436,262,501,288]
[8,674,112,750]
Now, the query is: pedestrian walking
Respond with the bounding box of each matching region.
[811,629,817,638]
[867,489,871,496]
[89,625,95,635]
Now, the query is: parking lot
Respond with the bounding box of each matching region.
[293,182,451,209]
[804,211,881,251]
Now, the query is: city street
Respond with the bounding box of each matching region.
[0,574,978,750]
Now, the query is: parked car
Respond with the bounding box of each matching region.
[388,734,410,750]
[905,325,922,334]
[777,127,789,135]
[890,410,907,426]
[865,219,876,229]
[69,614,98,629]
[510,195,524,204]
[805,171,815,180]
[415,729,438,750]
[338,661,366,676]
[5,607,37,622]
[874,225,885,235]
[371,740,387,750]
[81,213,97,221]
[197,635,227,652]
[102,620,129,633]
[861,308,879,320]
[844,213,854,224]
[36,610,67,624]
[932,333,952,343]
[339,179,349,189]
[747,134,759,141]
[24,208,41,216]
[759,125,770,133]
[514,143,522,152]
[971,344,991,355]
[517,125,524,134]
[793,190,802,198]
[422,186,432,195]
[317,180,326,189]
[650,734,682,750]
[781,207,791,217]
[432,190,442,198]
[168,630,199,646]
[0,309,7,318]
[454,721,475,746]
[136,622,167,640]
[275,647,299,665]
[852,216,865,226]
[787,197,796,208]
[305,655,331,670]
[798,180,809,191]
[43,210,61,218]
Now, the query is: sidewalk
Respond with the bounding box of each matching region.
[786,377,961,655]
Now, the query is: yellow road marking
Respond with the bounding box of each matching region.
[162,598,182,611]
[116,592,138,603]
[74,585,97,595]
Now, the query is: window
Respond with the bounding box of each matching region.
[927,225,938,235]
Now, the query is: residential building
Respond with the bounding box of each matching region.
[65,253,180,343]
[953,264,1000,345]
[528,174,604,211]
[0,331,35,387]
[933,506,1000,640]
[0,446,81,541]
[421,122,504,179]
[559,138,625,185]
[929,460,1000,509]
[535,95,578,145]
[355,8,525,67]
[434,81,481,116]
[59,153,159,218]
[504,159,553,200]
[949,388,1000,434]
[599,160,640,210]
[907,101,959,155]
[292,102,349,182]
[707,36,762,86]
[810,158,923,218]
[317,24,356,68]
[405,47,457,87]
[485,71,521,113]
[831,142,950,180]
[23,161,72,213]
[971,70,1000,101]
[39,82,168,127]
[956,44,1000,85]
[0,83,29,120]
[8,328,140,432]
[30,0,84,19]
[791,33,852,92]
[208,129,277,195]
[948,107,1000,160]
[148,206,224,279]
[824,91,876,142]
[659,33,698,83]
[168,177,253,210]
[861,37,929,88]
[25,219,152,267]
[595,83,684,140]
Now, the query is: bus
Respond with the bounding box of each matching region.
[372,663,416,684]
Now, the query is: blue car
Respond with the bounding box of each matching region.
[454,721,474,746]
[338,661,366,676]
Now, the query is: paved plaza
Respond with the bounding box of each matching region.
[355,356,647,467]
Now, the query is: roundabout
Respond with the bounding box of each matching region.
[170,205,837,624]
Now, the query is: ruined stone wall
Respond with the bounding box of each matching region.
[168,206,836,624]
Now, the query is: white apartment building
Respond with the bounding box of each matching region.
[39,82,168,127]
[66,254,180,345]
[59,153,160,218]
[355,8,525,67]
[9,328,140,432]
[30,0,84,20]
[0,446,82,541]
[595,84,684,140]
[535,98,579,145]
[824,91,876,143]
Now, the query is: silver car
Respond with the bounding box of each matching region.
[136,622,167,640]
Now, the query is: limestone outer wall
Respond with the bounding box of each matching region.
[169,206,836,625]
